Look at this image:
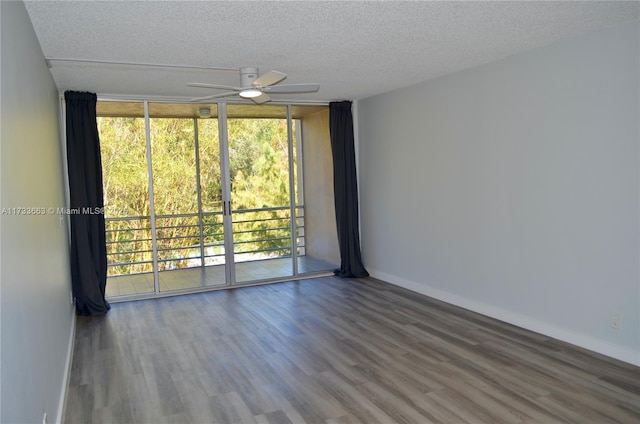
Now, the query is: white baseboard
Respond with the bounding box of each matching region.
[55,308,76,424]
[368,268,640,367]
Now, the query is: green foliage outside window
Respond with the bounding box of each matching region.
[99,116,298,276]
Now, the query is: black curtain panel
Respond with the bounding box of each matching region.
[65,91,110,315]
[329,101,369,278]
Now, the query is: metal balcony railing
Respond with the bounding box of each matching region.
[105,205,306,277]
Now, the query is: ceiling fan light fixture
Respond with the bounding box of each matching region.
[239,88,262,98]
[188,67,319,103]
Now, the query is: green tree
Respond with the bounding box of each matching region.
[99,114,298,275]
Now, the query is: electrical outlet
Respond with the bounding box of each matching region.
[610,312,621,330]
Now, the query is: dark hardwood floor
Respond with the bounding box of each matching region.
[64,276,640,423]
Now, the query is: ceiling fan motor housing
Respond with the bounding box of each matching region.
[240,67,259,88]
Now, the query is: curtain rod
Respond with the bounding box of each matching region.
[46,57,237,72]
[58,93,330,106]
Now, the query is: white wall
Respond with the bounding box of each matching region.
[358,21,639,364]
[1,2,75,423]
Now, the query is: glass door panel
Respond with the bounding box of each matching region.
[149,117,205,292]
[226,105,294,283]
[99,115,156,297]
[196,117,227,287]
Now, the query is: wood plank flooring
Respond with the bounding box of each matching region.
[64,276,640,423]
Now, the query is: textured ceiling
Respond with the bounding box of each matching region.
[24,1,639,103]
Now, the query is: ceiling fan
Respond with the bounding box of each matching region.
[188,67,319,104]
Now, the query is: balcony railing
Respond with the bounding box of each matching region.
[105,206,305,277]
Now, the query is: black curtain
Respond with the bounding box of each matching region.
[65,91,110,315]
[329,101,369,278]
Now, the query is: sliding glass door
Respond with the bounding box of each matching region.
[150,114,228,292]
[99,111,155,296]
[226,104,295,283]
[99,101,337,299]
[196,116,228,285]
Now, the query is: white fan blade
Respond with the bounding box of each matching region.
[191,91,238,102]
[188,82,241,91]
[251,93,271,104]
[253,71,286,88]
[261,83,319,94]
